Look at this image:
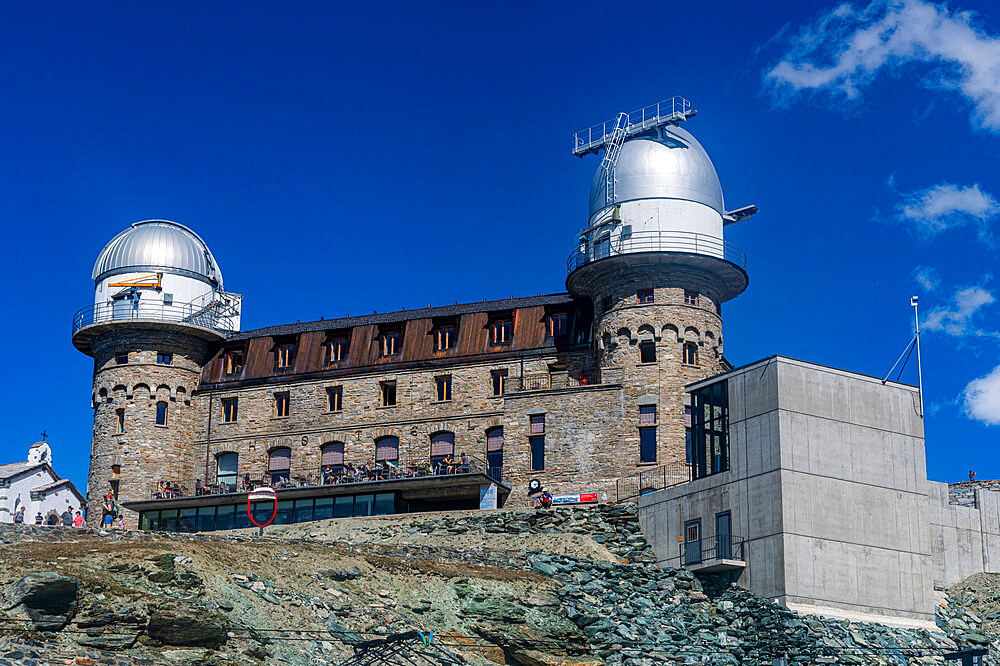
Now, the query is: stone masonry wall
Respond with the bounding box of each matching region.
[88,330,211,525]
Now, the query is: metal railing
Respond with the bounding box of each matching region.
[142,457,506,502]
[680,534,745,566]
[615,462,691,502]
[505,367,623,394]
[72,296,239,335]
[568,230,747,275]
[572,96,693,155]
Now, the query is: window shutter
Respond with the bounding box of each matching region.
[530,415,545,434]
[640,405,657,424]
[430,432,455,457]
[375,437,399,462]
[487,428,504,452]
[322,442,344,466]
[269,448,291,471]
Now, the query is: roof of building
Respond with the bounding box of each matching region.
[29,479,84,501]
[589,126,724,219]
[227,293,575,341]
[0,461,43,481]
[92,219,224,287]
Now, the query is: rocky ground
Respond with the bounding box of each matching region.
[0,505,994,665]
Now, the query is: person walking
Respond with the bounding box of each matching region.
[73,511,84,528]
[101,500,114,528]
[34,512,43,526]
[13,507,25,525]
[61,507,74,527]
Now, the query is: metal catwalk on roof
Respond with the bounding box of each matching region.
[335,631,466,666]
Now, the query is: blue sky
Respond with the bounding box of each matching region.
[1,0,998,494]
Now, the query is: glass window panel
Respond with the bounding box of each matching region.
[334,496,354,519]
[161,509,179,532]
[293,499,314,523]
[139,512,152,531]
[353,494,374,517]
[275,500,293,525]
[178,508,197,533]
[234,504,251,529]
[216,504,235,531]
[196,506,216,532]
[373,493,395,516]
[314,498,334,520]
[253,500,275,526]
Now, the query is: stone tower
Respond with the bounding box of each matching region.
[566,99,755,466]
[72,220,241,524]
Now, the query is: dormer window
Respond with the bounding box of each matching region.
[684,290,699,306]
[224,350,244,375]
[379,329,401,356]
[328,336,348,364]
[275,343,295,369]
[434,323,456,351]
[546,312,568,338]
[489,317,512,345]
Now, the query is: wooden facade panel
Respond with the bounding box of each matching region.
[199,297,592,388]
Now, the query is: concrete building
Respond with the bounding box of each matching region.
[0,441,85,525]
[71,98,759,529]
[636,355,1000,628]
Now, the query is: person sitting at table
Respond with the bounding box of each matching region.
[441,453,456,475]
[195,479,203,496]
[162,482,172,499]
[458,452,471,473]
[171,481,181,496]
[343,463,356,482]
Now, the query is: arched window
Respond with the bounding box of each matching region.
[683,342,699,366]
[321,442,345,484]
[216,452,238,492]
[486,427,503,477]
[268,447,291,485]
[430,432,455,473]
[375,436,399,464]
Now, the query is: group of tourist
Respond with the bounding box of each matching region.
[154,480,183,499]
[11,505,84,527]
[321,453,473,485]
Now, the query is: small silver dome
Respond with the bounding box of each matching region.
[92,220,223,287]
[589,126,724,218]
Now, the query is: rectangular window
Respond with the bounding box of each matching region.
[490,318,512,345]
[380,381,397,407]
[684,290,699,306]
[530,436,545,471]
[639,341,656,364]
[435,375,452,402]
[637,289,654,304]
[329,337,348,363]
[156,352,172,366]
[691,380,729,480]
[224,351,243,375]
[115,409,125,434]
[639,426,657,463]
[327,386,343,412]
[155,401,168,426]
[547,312,568,337]
[379,330,401,356]
[276,343,294,369]
[434,325,455,351]
[683,342,699,366]
[639,405,657,424]
[491,370,507,396]
[274,392,290,418]
[222,398,238,423]
[530,414,545,434]
[115,352,128,365]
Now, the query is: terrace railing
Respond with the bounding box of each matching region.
[680,534,746,566]
[567,230,747,275]
[614,462,691,503]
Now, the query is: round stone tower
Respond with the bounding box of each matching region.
[72,220,241,524]
[567,102,754,466]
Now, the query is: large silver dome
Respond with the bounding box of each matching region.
[589,126,724,218]
[92,220,223,287]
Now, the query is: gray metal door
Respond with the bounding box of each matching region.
[683,519,701,565]
[716,512,732,559]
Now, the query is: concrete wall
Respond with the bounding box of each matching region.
[639,355,934,624]
[928,482,1000,588]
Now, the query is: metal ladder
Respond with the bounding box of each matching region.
[601,112,630,208]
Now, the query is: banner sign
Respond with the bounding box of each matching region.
[479,483,498,510]
[552,492,599,505]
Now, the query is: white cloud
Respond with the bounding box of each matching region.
[963,364,1000,425]
[763,0,1000,133]
[894,182,1000,239]
[912,265,940,291]
[923,285,996,336]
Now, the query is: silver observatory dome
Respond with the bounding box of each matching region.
[588,125,724,219]
[91,220,223,287]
